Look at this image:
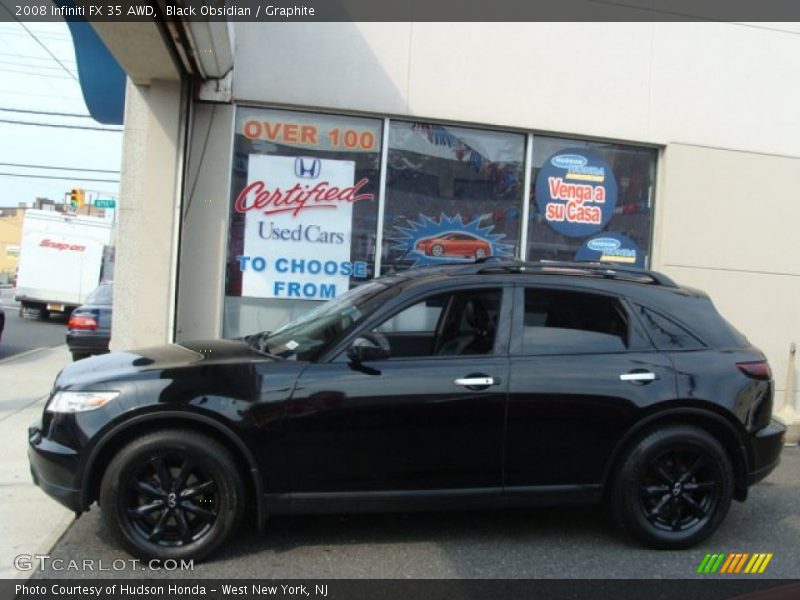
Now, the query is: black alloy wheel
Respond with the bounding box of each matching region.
[100,429,245,561]
[638,447,718,533]
[123,454,219,546]
[612,425,733,549]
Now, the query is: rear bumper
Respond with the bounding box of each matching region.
[65,331,110,354]
[748,419,786,485]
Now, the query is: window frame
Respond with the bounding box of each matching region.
[509,284,652,357]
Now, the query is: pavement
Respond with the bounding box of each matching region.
[33,446,800,580]
[0,345,74,579]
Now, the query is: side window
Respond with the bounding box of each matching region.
[373,288,502,358]
[376,296,445,334]
[635,305,705,351]
[522,288,628,354]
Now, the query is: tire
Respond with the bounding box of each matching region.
[100,429,245,561]
[610,425,733,549]
[475,248,487,259]
[432,244,445,257]
[72,352,90,362]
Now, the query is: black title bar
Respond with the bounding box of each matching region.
[5,0,800,22]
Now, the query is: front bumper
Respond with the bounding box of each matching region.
[28,419,83,512]
[748,419,786,485]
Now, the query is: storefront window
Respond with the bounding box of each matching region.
[223,108,382,339]
[380,121,525,274]
[528,137,657,267]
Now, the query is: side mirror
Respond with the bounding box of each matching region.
[347,332,390,362]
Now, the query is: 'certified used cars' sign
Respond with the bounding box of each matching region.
[535,149,617,238]
[235,155,371,299]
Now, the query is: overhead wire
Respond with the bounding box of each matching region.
[0,162,119,173]
[0,6,79,83]
[0,172,119,183]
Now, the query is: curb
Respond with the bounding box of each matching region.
[0,346,50,366]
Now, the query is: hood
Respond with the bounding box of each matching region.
[55,338,273,389]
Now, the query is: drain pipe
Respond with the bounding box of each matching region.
[777,342,798,445]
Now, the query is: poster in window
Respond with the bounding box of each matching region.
[534,149,618,238]
[235,155,372,300]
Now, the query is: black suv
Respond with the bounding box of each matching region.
[28,261,785,561]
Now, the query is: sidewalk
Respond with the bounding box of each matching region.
[0,346,75,579]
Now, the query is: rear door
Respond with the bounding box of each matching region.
[505,285,677,491]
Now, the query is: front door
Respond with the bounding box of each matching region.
[287,286,511,497]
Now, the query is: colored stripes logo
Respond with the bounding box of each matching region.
[697,553,773,574]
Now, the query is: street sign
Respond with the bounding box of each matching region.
[94,199,116,208]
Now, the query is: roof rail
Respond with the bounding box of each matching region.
[452,259,678,287]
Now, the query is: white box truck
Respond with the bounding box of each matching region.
[15,209,113,319]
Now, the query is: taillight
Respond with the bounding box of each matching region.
[736,361,771,380]
[68,315,98,331]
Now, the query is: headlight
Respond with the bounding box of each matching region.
[47,391,119,413]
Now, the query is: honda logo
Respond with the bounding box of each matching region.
[294,157,321,179]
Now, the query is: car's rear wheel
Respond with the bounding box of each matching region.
[475,248,487,259]
[100,429,245,561]
[432,244,445,257]
[611,425,733,549]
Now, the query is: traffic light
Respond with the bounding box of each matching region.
[69,188,85,210]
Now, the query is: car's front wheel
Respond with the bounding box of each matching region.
[611,425,733,549]
[100,429,245,561]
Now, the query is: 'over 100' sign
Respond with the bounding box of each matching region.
[236,155,373,299]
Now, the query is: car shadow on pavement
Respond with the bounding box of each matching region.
[210,504,627,562]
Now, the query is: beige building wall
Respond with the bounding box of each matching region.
[233,22,800,156]
[652,143,800,417]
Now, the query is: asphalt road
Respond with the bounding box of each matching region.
[32,447,800,580]
[0,289,68,360]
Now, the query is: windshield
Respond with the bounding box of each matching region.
[254,280,399,361]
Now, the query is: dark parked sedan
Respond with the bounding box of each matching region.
[66,282,112,361]
[29,261,784,561]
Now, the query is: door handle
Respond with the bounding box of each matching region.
[619,372,656,382]
[454,377,495,387]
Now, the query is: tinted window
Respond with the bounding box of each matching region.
[522,289,628,354]
[373,288,502,358]
[85,284,113,305]
[635,305,705,351]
